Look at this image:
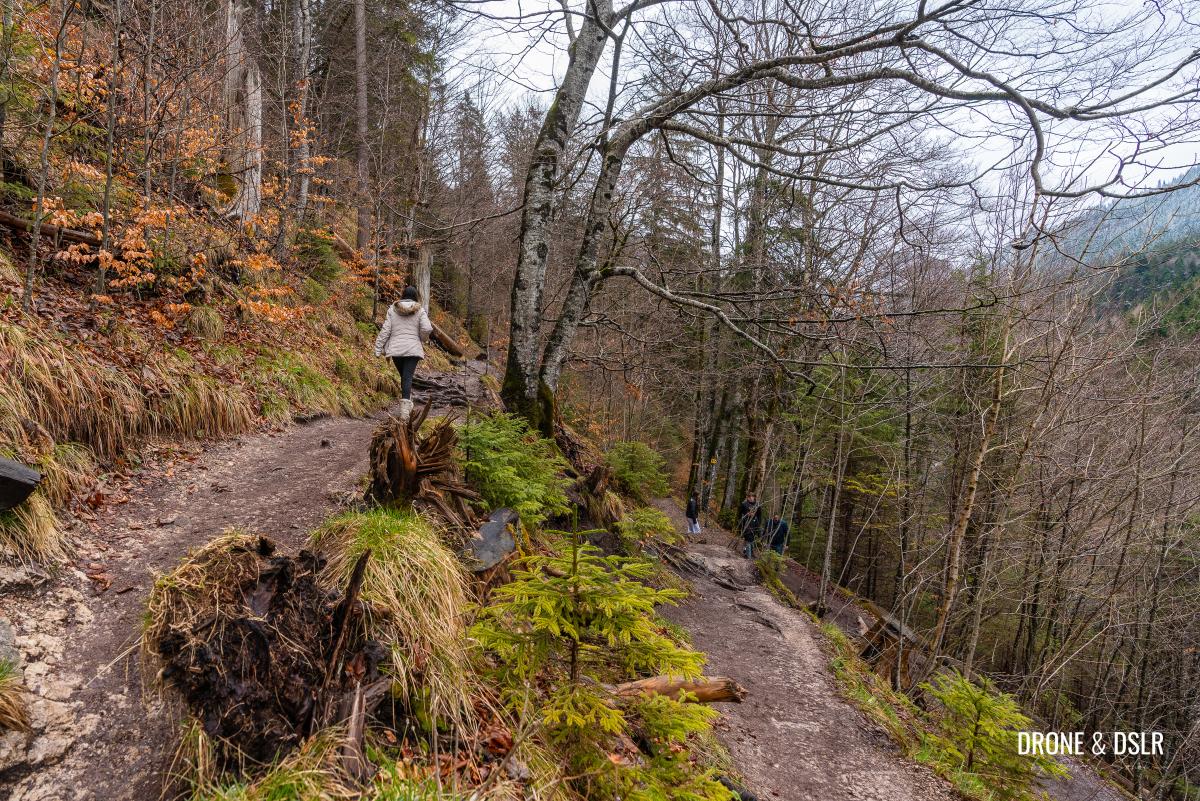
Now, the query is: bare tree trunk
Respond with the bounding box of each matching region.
[142,0,156,200]
[23,1,74,311]
[353,0,370,250]
[930,358,1004,657]
[0,0,14,157]
[225,0,262,222]
[292,0,312,220]
[817,400,848,618]
[97,0,123,294]
[414,243,432,305]
[503,0,613,423]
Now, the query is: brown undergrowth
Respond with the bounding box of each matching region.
[0,257,412,564]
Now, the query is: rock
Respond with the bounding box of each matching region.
[0,564,49,593]
[460,508,518,571]
[0,617,18,664]
[0,729,30,772]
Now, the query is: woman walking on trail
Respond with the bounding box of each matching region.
[374,286,432,422]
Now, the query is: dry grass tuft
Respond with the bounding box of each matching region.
[190,728,359,801]
[186,305,226,340]
[0,658,30,732]
[0,493,71,564]
[1,321,146,461]
[168,717,221,796]
[590,489,628,529]
[37,442,98,507]
[150,370,256,439]
[310,508,473,734]
[0,251,19,284]
[141,530,267,677]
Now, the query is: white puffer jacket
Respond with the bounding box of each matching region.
[374,300,433,359]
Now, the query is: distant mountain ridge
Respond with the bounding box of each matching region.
[1074,164,1200,260]
[1066,163,1200,314]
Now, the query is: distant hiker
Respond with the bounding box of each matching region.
[738,493,763,558]
[685,493,701,535]
[768,514,790,555]
[373,286,432,422]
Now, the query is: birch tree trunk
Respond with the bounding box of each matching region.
[929,355,1005,657]
[224,0,262,222]
[353,0,371,250]
[503,0,613,426]
[292,0,312,220]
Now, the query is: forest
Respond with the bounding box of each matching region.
[1,0,1200,799]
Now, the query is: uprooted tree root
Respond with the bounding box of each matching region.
[143,532,387,777]
[366,405,481,534]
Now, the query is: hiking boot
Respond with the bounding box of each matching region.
[399,398,414,422]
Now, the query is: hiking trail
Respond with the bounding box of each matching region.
[0,360,492,800]
[653,499,1129,801]
[653,499,959,801]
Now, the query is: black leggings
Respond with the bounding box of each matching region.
[391,356,421,400]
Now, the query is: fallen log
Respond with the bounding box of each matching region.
[331,232,357,260]
[0,457,42,512]
[0,209,103,248]
[611,675,747,704]
[430,322,468,358]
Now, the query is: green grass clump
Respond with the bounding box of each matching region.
[310,508,472,734]
[255,353,338,416]
[458,413,570,527]
[0,180,34,204]
[301,278,329,305]
[605,441,670,502]
[294,229,344,285]
[190,731,357,801]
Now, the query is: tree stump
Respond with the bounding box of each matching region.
[365,405,481,534]
[366,416,420,506]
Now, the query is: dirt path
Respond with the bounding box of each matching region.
[0,360,493,801]
[654,499,960,801]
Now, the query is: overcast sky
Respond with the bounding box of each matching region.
[445,0,1200,198]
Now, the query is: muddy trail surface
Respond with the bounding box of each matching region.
[653,500,959,801]
[0,359,495,801]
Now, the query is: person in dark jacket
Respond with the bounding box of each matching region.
[738,493,763,558]
[685,493,701,535]
[768,514,791,555]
